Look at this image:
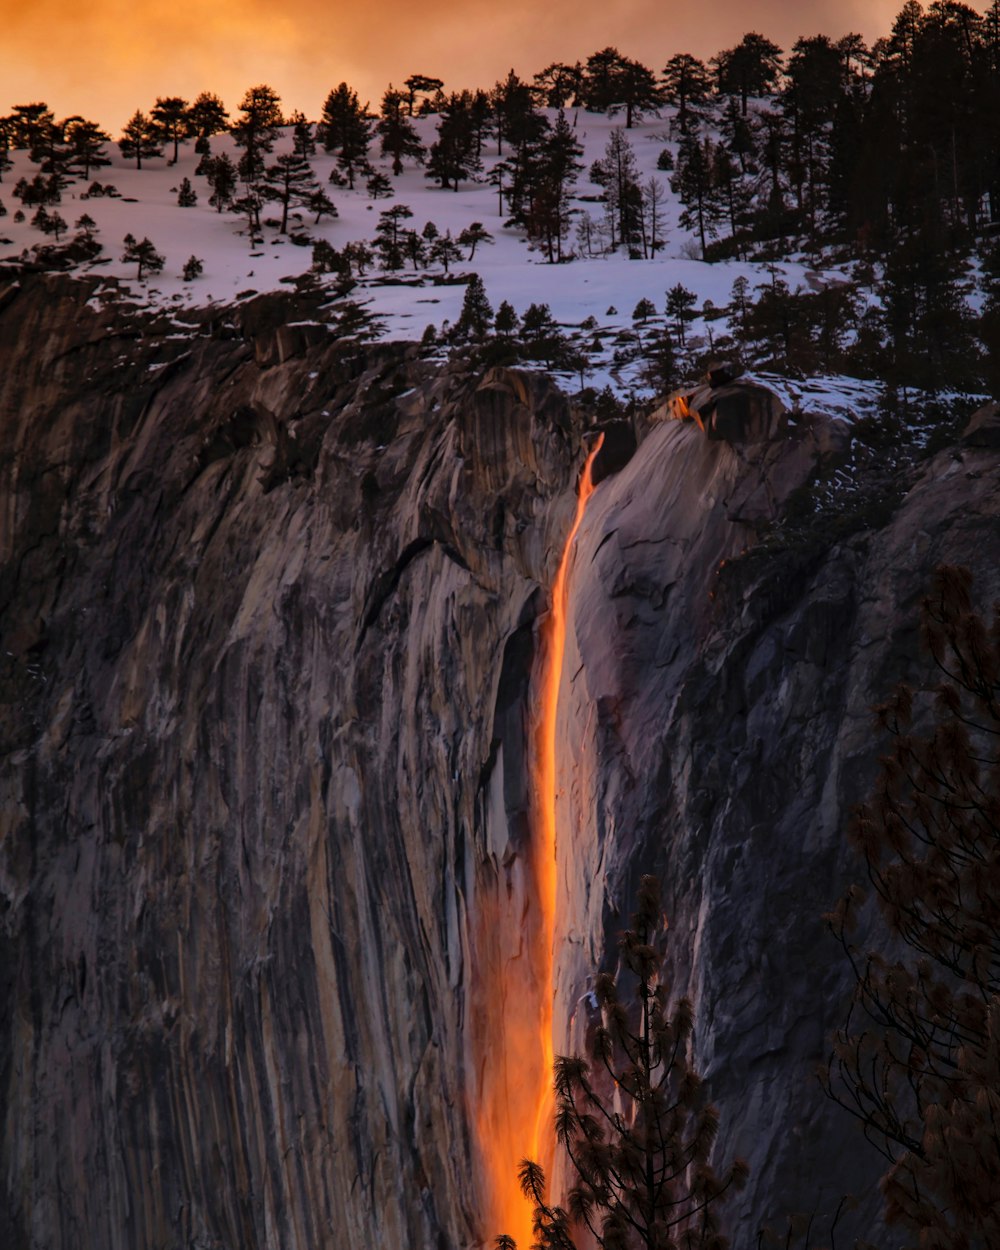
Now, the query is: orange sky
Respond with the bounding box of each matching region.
[3,1,914,132]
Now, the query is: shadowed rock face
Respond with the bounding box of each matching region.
[1,274,998,1250]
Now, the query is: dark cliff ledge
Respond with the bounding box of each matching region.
[1,272,998,1250]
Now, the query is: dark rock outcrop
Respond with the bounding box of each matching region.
[2,273,999,1250]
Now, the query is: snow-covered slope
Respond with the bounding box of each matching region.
[0,107,867,401]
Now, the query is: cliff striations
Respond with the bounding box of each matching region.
[1,272,998,1250]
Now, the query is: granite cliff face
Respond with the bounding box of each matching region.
[1,273,998,1250]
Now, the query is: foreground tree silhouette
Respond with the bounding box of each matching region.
[826,565,1000,1248]
[502,877,747,1250]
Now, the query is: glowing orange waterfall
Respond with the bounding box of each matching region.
[472,434,604,1250]
[530,432,604,1164]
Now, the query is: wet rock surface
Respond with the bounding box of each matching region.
[2,273,998,1249]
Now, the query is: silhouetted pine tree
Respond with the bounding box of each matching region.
[203,152,237,212]
[533,62,584,109]
[500,877,748,1250]
[403,74,444,117]
[188,92,229,141]
[319,83,373,189]
[661,53,711,137]
[580,48,661,127]
[231,84,282,187]
[118,110,162,170]
[9,103,56,159]
[453,273,493,340]
[425,92,482,191]
[827,565,1000,1249]
[518,112,582,263]
[671,134,719,259]
[150,96,192,163]
[289,110,316,157]
[592,128,643,254]
[63,118,111,180]
[712,32,784,117]
[377,86,425,175]
[373,202,413,269]
[458,221,493,260]
[262,152,318,232]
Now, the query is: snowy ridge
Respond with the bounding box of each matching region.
[0,106,874,400]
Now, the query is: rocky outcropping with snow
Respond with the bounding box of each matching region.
[2,272,998,1250]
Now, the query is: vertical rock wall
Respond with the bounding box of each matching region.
[0,276,589,1250]
[2,274,998,1250]
[555,407,1000,1242]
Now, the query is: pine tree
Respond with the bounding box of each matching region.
[640,177,668,257]
[581,47,660,127]
[520,302,565,366]
[32,205,66,240]
[467,89,496,159]
[319,83,373,189]
[426,92,482,191]
[311,239,347,276]
[533,62,584,108]
[501,877,748,1250]
[826,566,1000,1249]
[402,229,426,270]
[118,110,162,169]
[665,284,698,348]
[495,299,518,336]
[880,218,979,393]
[177,176,197,207]
[374,202,413,269]
[641,327,678,395]
[523,112,583,263]
[63,118,111,180]
[366,171,393,199]
[491,70,544,157]
[614,58,663,128]
[231,84,282,186]
[121,232,165,279]
[0,117,11,183]
[403,74,445,117]
[9,103,56,159]
[712,32,784,116]
[458,221,493,260]
[14,172,62,206]
[377,86,425,175]
[661,53,712,135]
[205,153,237,212]
[262,152,319,232]
[188,92,229,141]
[308,188,338,224]
[230,192,264,246]
[592,128,643,254]
[289,110,316,157]
[182,255,203,280]
[781,36,850,241]
[671,134,719,259]
[150,96,192,163]
[454,273,493,340]
[342,240,374,275]
[429,229,464,272]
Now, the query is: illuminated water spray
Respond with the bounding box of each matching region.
[474,434,604,1249]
